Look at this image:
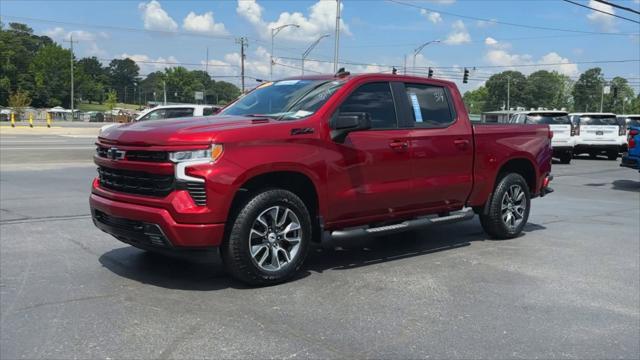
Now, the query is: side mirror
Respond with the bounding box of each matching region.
[330,112,371,143]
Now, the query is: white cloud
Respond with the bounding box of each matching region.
[138,0,178,32]
[484,49,579,77]
[420,9,442,24]
[444,20,470,45]
[120,53,180,74]
[183,11,228,36]
[484,37,498,46]
[236,0,350,42]
[586,0,616,31]
[476,19,497,28]
[44,27,107,57]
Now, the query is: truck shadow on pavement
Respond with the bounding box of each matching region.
[98,219,546,290]
[611,179,640,193]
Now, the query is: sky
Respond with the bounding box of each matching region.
[1,0,639,93]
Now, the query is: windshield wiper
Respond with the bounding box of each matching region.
[243,114,278,119]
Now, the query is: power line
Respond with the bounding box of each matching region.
[562,0,640,24]
[594,0,640,16]
[387,0,639,35]
[99,58,238,68]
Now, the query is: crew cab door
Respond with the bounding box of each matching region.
[326,81,415,225]
[399,82,474,211]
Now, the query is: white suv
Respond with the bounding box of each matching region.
[570,113,625,160]
[100,104,220,133]
[510,110,575,164]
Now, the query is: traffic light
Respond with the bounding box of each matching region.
[428,67,433,78]
[463,68,469,83]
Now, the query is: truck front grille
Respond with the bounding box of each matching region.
[96,146,168,162]
[98,166,174,197]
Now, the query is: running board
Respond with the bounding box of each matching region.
[328,207,475,242]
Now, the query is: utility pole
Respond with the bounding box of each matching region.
[333,0,341,72]
[507,76,511,114]
[64,36,75,119]
[403,55,407,75]
[163,80,167,105]
[236,37,248,93]
[600,82,609,112]
[270,24,299,80]
[205,47,209,74]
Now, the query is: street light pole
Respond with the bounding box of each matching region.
[301,34,330,76]
[270,24,300,80]
[412,40,440,75]
[333,0,341,72]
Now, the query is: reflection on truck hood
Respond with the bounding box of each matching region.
[98,115,271,146]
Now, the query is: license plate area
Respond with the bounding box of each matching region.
[596,131,604,136]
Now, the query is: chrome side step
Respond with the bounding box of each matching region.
[328,207,475,241]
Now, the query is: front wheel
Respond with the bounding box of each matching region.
[221,189,312,286]
[479,173,531,239]
[559,152,572,164]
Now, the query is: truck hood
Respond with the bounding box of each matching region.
[98,115,271,146]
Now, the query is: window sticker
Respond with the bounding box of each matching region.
[409,92,423,122]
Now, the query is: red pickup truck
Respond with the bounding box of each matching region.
[91,72,553,285]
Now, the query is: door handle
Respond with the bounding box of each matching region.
[453,139,470,150]
[389,141,409,151]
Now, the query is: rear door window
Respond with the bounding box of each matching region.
[339,82,398,129]
[165,108,194,119]
[579,115,618,125]
[403,84,454,127]
[525,113,571,125]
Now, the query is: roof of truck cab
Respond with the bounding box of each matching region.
[277,73,457,87]
[569,112,616,116]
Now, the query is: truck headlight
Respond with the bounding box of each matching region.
[169,144,223,163]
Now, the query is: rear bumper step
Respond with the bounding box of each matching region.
[326,207,475,242]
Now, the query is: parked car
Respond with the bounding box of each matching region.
[510,110,574,164]
[620,125,640,172]
[100,104,221,133]
[617,115,640,150]
[570,112,625,160]
[91,73,553,285]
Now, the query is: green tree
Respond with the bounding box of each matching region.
[524,70,573,110]
[29,44,72,107]
[107,58,139,103]
[105,89,117,111]
[484,71,527,111]
[604,77,635,114]
[572,67,605,112]
[463,86,488,113]
[211,80,240,104]
[0,22,53,105]
[8,89,31,119]
[77,57,106,104]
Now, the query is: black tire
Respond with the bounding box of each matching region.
[559,153,572,164]
[221,189,312,286]
[589,151,598,159]
[479,173,531,239]
[606,150,618,160]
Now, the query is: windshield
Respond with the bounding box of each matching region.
[579,115,618,125]
[220,79,345,120]
[526,113,570,125]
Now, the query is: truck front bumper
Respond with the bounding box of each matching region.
[90,193,225,250]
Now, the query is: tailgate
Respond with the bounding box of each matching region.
[581,125,619,141]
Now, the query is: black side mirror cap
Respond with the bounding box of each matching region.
[330,112,371,143]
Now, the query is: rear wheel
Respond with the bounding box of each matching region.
[607,150,618,160]
[559,152,572,164]
[221,189,312,286]
[479,173,531,239]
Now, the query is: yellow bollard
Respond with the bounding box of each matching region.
[29,113,34,128]
[46,113,51,128]
[10,112,15,127]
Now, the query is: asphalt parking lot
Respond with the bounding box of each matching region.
[1,130,639,359]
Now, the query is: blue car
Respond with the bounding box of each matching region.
[621,125,640,172]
